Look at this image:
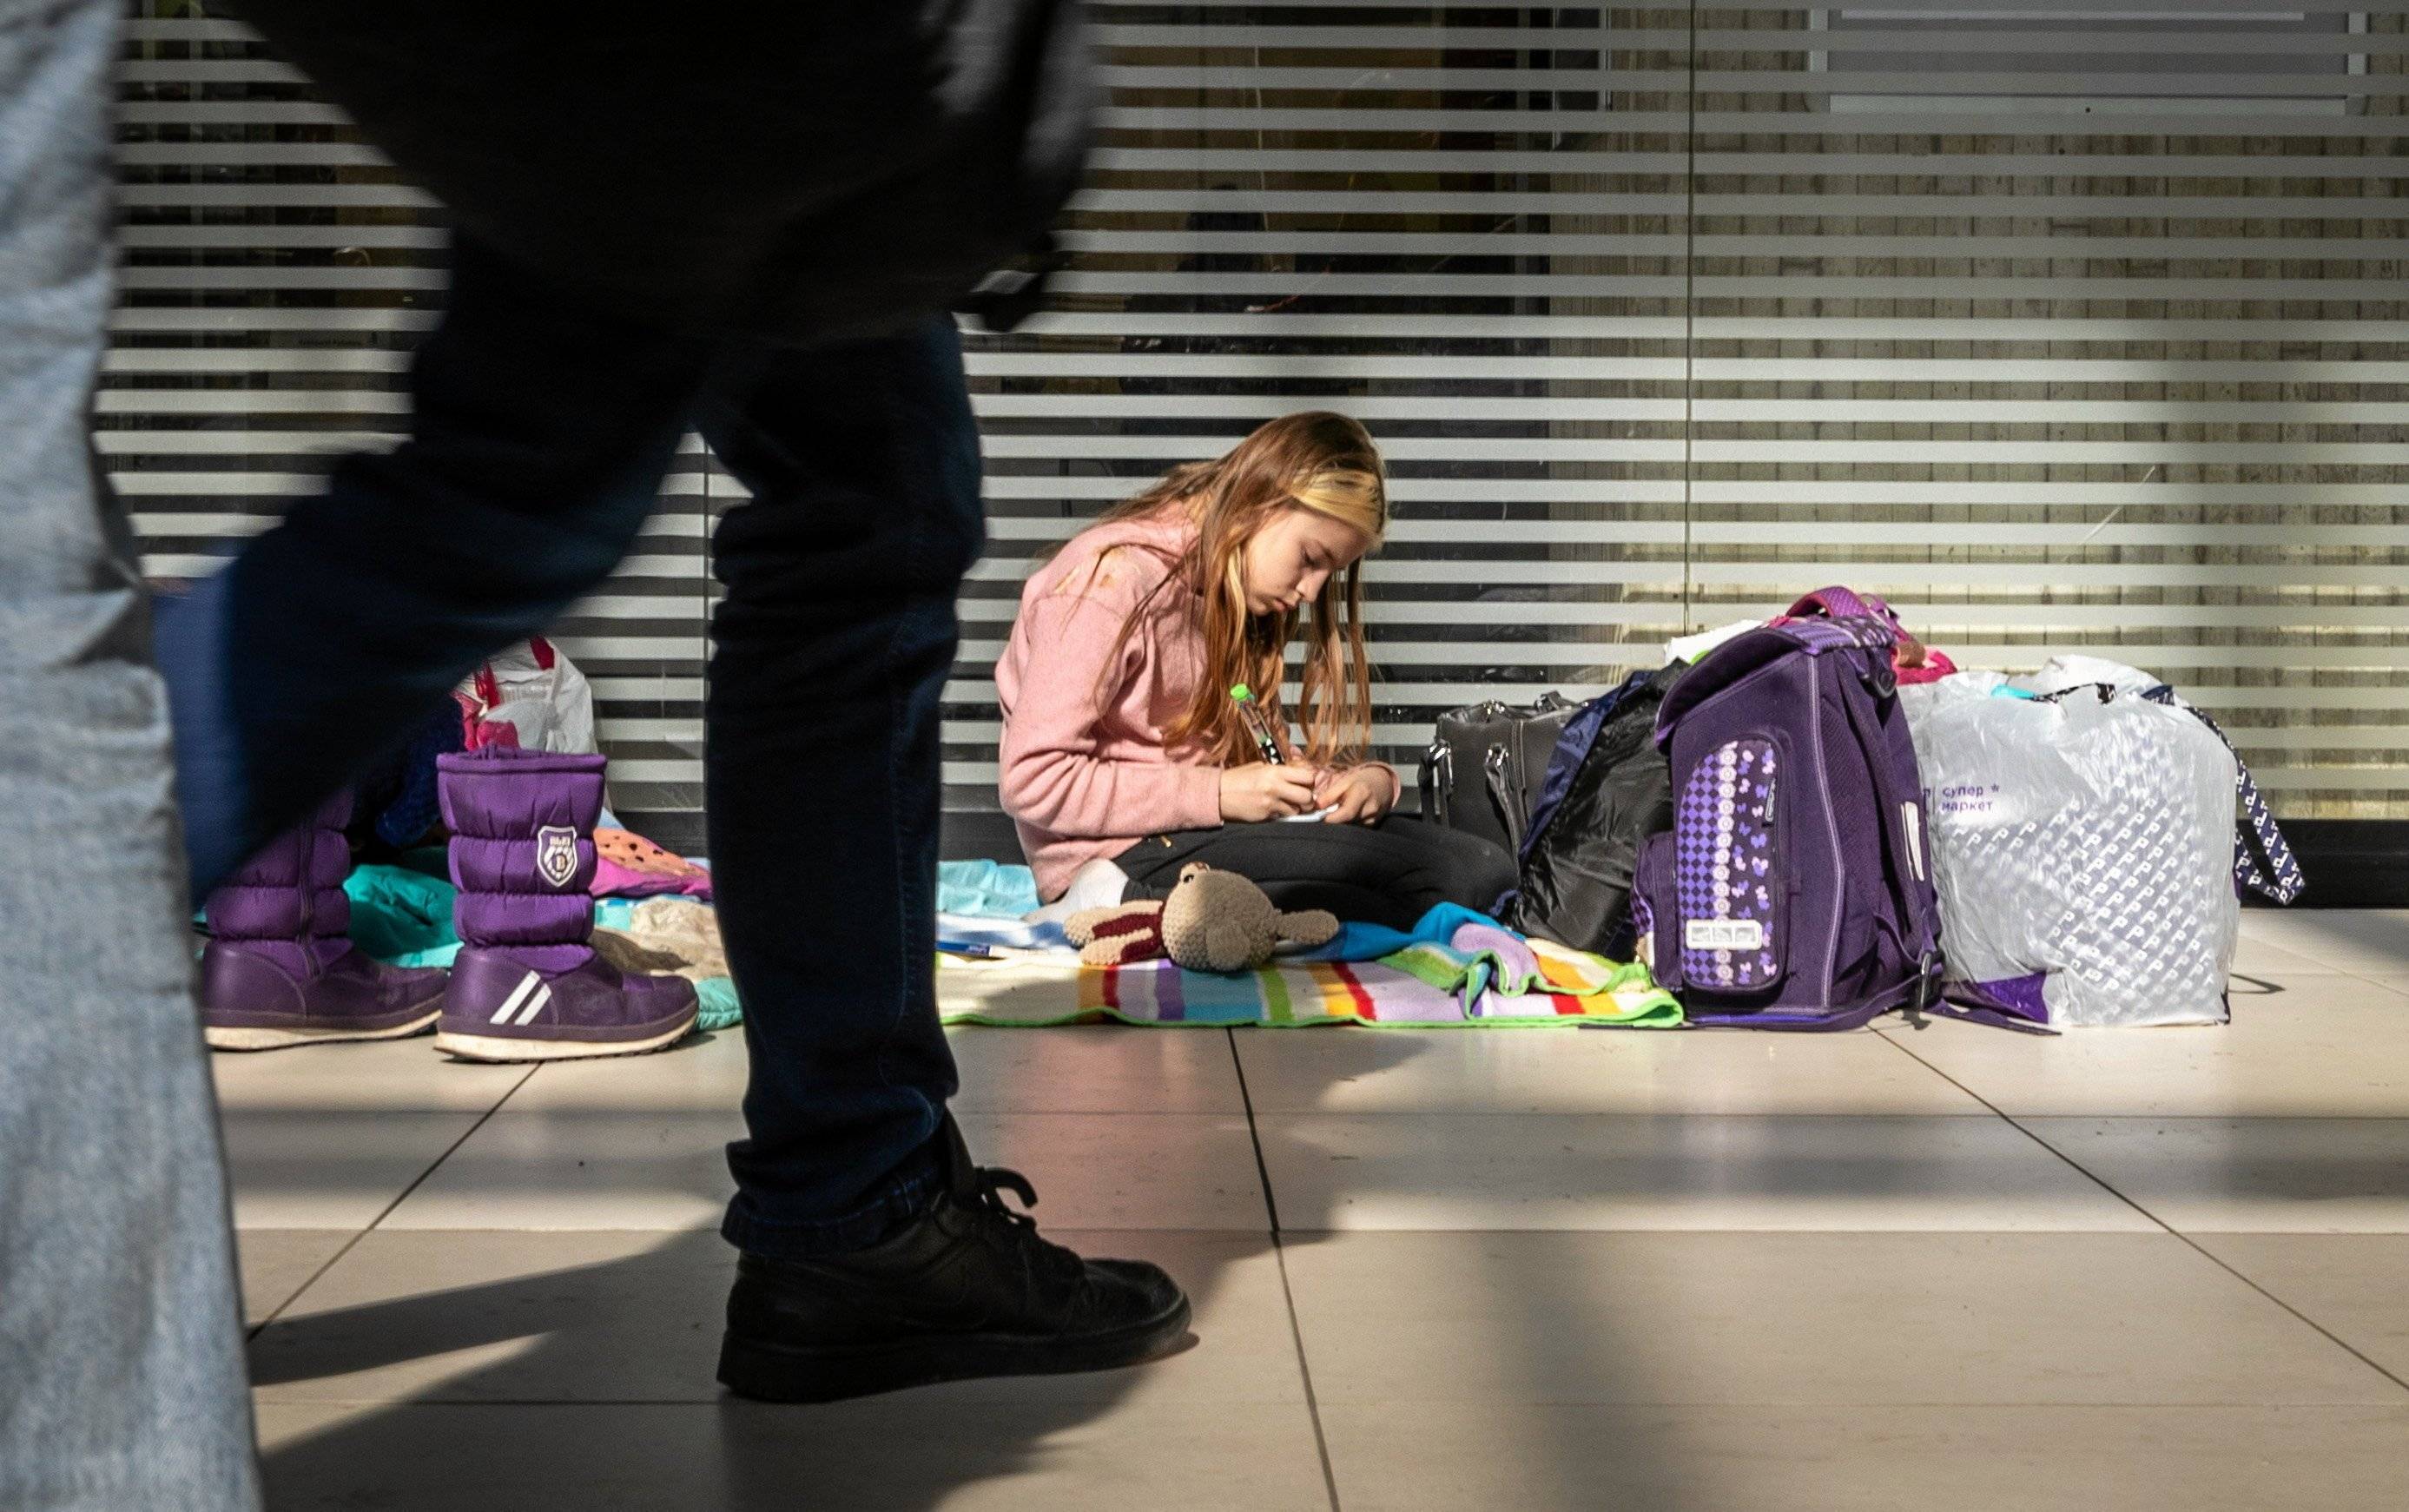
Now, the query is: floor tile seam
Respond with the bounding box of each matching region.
[1268,1225,2210,1241]
[465,1107,1258,1119]
[1268,1225,2291,1239]
[2331,967,2409,990]
[2147,1233,2409,1399]
[261,1225,1278,1242]
[1228,1029,1347,1512]
[254,1396,732,1408]
[258,1398,743,1410]
[2000,1114,2409,1123]
[219,1104,543,1116]
[325,1106,2089,1121]
[1246,1110,2036,1119]
[481,1111,1258,1121]
[362,1223,1284,1237]
[252,1393,2409,1410]
[1878,1036,2409,1401]
[244,1065,542,1339]
[255,1399,1363,1427]
[1860,1033,2189,1232]
[2236,951,2406,974]
[1299,1397,2409,1414]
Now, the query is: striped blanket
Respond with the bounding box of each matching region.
[936,921,1681,1029]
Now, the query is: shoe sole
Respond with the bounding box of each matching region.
[204,1009,441,1053]
[432,1014,697,1063]
[714,1292,1194,1404]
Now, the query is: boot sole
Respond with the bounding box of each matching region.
[715,1293,1194,1404]
[204,1010,441,1053]
[432,1014,697,1063]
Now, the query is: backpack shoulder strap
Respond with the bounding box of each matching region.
[1829,658,1946,994]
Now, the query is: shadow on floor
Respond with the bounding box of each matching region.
[244,1027,1693,1510]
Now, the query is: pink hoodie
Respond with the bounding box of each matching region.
[996,512,1398,900]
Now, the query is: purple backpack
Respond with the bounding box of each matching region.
[1633,588,1944,1029]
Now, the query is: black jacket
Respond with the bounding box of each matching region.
[229,1,1093,342]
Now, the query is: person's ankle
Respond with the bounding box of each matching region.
[1024,857,1130,924]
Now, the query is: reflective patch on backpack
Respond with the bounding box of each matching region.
[1676,738,1786,991]
[535,826,579,889]
[1686,918,1766,952]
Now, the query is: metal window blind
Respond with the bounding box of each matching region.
[110,3,2409,848]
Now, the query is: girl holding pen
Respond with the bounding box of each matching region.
[997,413,1517,930]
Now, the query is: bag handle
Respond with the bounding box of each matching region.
[1419,739,1453,827]
[2030,683,2119,707]
[2138,687,2306,905]
[1484,743,1527,853]
[1785,587,1954,675]
[1785,586,1891,624]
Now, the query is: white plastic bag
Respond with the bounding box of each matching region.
[1902,671,2239,1027]
[456,637,598,755]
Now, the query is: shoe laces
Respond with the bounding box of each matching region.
[973,1165,1040,1230]
[969,1165,1084,1281]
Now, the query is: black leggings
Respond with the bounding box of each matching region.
[1116,816,1519,933]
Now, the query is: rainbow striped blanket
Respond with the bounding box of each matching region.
[935,921,1681,1029]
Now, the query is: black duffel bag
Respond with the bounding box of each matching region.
[1418,693,1578,856]
[1499,664,1685,959]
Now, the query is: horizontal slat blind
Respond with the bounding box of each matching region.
[1689,3,2408,805]
[918,0,1697,809]
[110,6,710,823]
[111,3,2409,842]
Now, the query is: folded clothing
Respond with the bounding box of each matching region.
[937,912,1073,956]
[934,906,1680,1029]
[1292,902,1500,963]
[936,947,1680,1029]
[938,859,1042,920]
[592,899,725,980]
[592,895,737,1030]
[342,864,462,968]
[1381,920,1665,1009]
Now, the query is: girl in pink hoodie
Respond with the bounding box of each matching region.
[997,413,1516,930]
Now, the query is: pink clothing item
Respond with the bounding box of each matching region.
[997,512,1395,901]
[998,515,1224,901]
[1894,649,1959,686]
[591,826,714,901]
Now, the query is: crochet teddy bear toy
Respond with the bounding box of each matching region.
[1066,862,1340,974]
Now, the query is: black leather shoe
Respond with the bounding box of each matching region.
[716,1118,1192,1403]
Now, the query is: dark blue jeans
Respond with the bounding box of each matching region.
[156,239,974,1257]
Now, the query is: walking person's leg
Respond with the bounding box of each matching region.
[153,236,718,897]
[696,320,1189,1403]
[701,323,977,1246]
[0,1,260,1503]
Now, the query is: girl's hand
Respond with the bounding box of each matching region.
[1222,763,1323,822]
[1315,766,1396,826]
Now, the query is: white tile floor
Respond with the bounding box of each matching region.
[231,910,2409,1511]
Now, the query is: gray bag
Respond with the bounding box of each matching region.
[1419,694,1576,855]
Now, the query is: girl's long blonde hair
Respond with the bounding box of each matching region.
[1085,412,1388,768]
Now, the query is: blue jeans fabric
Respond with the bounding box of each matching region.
[0,0,261,1504]
[156,241,977,1258]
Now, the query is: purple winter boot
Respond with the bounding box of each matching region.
[201,792,449,1051]
[432,747,697,1062]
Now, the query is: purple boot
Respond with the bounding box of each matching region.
[432,747,697,1062]
[201,793,449,1051]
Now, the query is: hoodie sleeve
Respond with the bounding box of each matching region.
[999,587,1225,841]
